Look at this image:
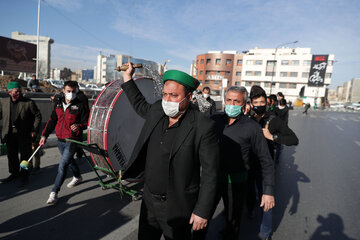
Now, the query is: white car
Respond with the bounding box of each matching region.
[47,79,64,89]
[86,84,102,91]
[78,83,87,91]
[330,103,344,108]
[346,103,360,110]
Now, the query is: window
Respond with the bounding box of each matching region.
[254,71,261,76]
[216,59,221,64]
[255,60,263,65]
[237,59,243,65]
[264,82,271,88]
[267,61,276,66]
[200,71,203,75]
[325,73,332,78]
[205,80,210,83]
[206,59,211,64]
[245,71,252,76]
[205,70,210,75]
[246,60,253,65]
[292,60,299,65]
[289,83,297,89]
[225,71,230,76]
[290,72,298,77]
[302,72,309,78]
[214,80,220,85]
[236,71,241,76]
[235,81,241,86]
[303,60,311,66]
[200,59,204,64]
[328,60,333,66]
[245,81,252,86]
[216,71,221,75]
[280,72,287,77]
[281,60,289,65]
[226,59,232,65]
[266,72,275,76]
[280,83,287,88]
[196,60,199,65]
[253,82,261,86]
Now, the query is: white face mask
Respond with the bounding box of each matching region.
[65,92,76,101]
[162,97,186,117]
[203,93,209,99]
[278,105,285,110]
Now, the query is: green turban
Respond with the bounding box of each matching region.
[163,70,200,91]
[7,82,21,90]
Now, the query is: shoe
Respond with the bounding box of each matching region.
[67,176,82,188]
[47,192,58,205]
[18,177,29,187]
[1,174,19,183]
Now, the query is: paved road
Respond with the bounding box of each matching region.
[1,110,359,240]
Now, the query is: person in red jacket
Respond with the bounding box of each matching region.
[39,81,89,205]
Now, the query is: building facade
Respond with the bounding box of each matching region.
[94,53,163,85]
[240,48,334,104]
[192,51,244,94]
[82,69,94,81]
[11,31,54,79]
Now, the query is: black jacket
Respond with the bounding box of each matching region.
[211,112,275,195]
[275,106,289,125]
[121,80,220,224]
[204,97,217,117]
[256,111,299,158]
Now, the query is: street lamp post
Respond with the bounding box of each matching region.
[270,40,298,94]
[36,0,41,79]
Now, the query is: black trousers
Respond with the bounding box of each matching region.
[217,180,248,240]
[6,130,32,178]
[138,185,207,240]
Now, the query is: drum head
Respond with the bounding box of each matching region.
[87,78,161,175]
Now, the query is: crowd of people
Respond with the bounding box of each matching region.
[1,65,299,240]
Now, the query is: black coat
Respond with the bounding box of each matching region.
[121,80,220,224]
[257,112,299,158]
[275,106,289,125]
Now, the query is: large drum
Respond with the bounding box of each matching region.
[87,78,161,175]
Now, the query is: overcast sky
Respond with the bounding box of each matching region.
[1,0,359,88]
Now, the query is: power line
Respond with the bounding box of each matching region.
[42,0,119,52]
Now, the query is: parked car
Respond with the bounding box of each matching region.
[47,79,64,89]
[346,103,360,110]
[78,82,87,91]
[330,103,345,108]
[86,84,102,91]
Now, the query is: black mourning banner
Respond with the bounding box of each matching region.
[308,55,328,87]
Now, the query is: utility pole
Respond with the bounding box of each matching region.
[36,0,41,79]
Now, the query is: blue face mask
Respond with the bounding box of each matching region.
[225,105,242,118]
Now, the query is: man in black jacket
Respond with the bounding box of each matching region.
[121,64,220,240]
[210,86,275,240]
[275,99,289,125]
[249,85,299,239]
[0,82,42,185]
[202,87,216,116]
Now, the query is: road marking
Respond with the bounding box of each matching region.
[355,141,360,147]
[351,118,359,122]
[330,117,338,121]
[341,117,347,121]
[336,125,344,131]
